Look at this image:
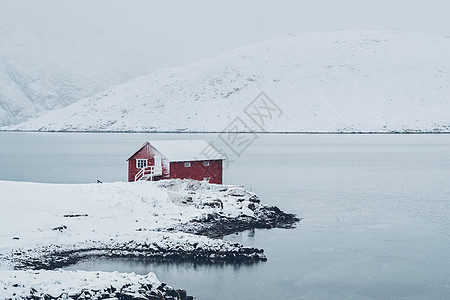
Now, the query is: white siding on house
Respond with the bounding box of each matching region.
[148,140,225,162]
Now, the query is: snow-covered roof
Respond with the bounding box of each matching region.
[148,140,225,162]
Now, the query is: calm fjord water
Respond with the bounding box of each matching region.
[1,132,450,299]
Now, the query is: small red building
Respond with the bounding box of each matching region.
[127,140,225,184]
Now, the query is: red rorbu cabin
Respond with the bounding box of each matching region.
[127,140,225,184]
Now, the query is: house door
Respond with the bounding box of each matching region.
[154,156,162,167]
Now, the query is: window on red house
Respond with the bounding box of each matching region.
[137,159,147,168]
[184,162,191,167]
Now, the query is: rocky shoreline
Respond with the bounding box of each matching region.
[7,205,297,299]
[1,269,193,300]
[176,205,300,238]
[1,180,300,299]
[16,282,193,300]
[10,201,298,271]
[12,241,267,271]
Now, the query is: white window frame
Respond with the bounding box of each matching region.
[184,162,191,167]
[136,159,147,169]
[203,161,210,166]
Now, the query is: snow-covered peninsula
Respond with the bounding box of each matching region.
[0,179,298,299]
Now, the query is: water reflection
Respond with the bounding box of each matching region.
[67,230,263,275]
[66,248,265,300]
[69,256,261,273]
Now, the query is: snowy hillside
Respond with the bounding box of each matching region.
[0,4,165,126]
[8,30,450,132]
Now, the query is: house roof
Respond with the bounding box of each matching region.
[127,140,225,162]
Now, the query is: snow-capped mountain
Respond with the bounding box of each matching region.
[0,4,165,126]
[8,30,450,132]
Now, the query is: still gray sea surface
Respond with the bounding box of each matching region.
[1,132,450,299]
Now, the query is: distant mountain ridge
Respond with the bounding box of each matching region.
[7,30,450,132]
[0,8,165,126]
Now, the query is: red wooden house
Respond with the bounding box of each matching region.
[127,140,225,184]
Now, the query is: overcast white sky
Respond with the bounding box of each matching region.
[2,0,450,67]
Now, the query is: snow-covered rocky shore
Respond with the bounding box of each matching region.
[0,270,185,300]
[0,179,298,299]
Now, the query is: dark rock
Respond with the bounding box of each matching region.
[63,214,88,218]
[229,190,246,197]
[249,195,261,203]
[177,289,187,298]
[181,196,193,204]
[52,225,67,232]
[203,199,223,209]
[176,205,300,238]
